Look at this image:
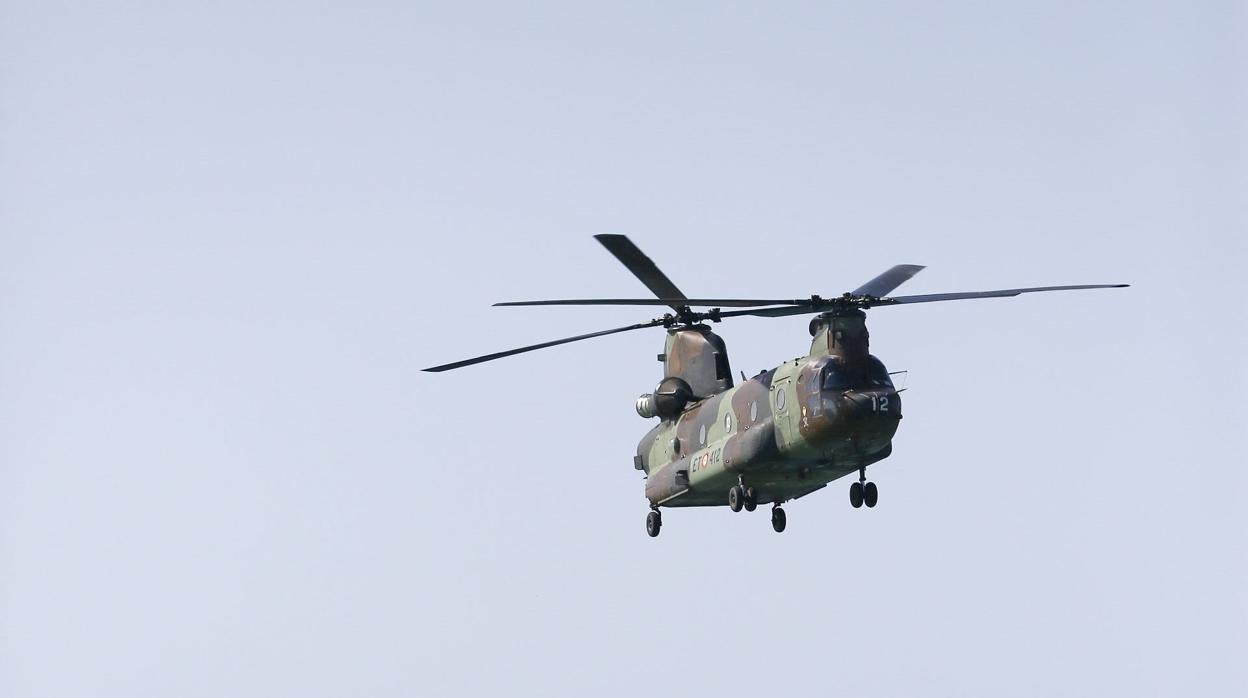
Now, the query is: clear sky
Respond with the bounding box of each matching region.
[2,2,1244,696]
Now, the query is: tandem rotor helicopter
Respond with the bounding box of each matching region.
[425,235,1127,537]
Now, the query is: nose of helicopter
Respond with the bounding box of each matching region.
[840,388,902,422]
[802,388,902,448]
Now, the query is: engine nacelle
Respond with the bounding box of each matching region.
[635,377,693,420]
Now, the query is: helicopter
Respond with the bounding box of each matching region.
[425,235,1127,537]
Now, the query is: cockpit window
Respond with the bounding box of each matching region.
[868,357,893,387]
[822,357,893,390]
[822,364,850,390]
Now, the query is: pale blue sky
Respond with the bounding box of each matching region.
[2,2,1245,696]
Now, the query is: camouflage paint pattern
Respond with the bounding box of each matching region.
[640,311,901,508]
[662,327,732,398]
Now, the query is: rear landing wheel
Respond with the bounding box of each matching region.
[728,485,744,512]
[771,506,786,533]
[863,481,879,508]
[849,481,864,508]
[646,510,662,537]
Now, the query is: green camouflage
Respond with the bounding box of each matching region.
[640,309,900,508]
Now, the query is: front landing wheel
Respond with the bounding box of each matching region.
[743,487,757,512]
[728,485,744,512]
[863,481,879,508]
[771,506,787,533]
[646,510,662,538]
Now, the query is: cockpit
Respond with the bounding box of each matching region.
[810,354,902,434]
[821,356,894,391]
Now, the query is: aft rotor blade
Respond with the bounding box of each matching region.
[422,319,665,372]
[852,264,926,297]
[881,284,1129,306]
[495,297,809,308]
[594,234,687,308]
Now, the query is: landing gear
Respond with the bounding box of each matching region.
[771,505,787,533]
[730,476,756,513]
[850,468,879,509]
[646,509,662,537]
[742,486,757,512]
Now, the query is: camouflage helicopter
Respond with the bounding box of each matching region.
[425,235,1127,537]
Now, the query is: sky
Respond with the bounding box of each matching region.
[2,1,1245,696]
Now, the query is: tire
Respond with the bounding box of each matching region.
[849,480,864,508]
[864,481,879,508]
[728,485,743,512]
[771,507,786,533]
[646,510,661,537]
[743,487,757,512]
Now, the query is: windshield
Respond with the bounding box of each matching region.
[867,357,893,388]
[823,364,850,390]
[823,357,893,390]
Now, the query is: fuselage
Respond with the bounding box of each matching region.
[638,351,901,508]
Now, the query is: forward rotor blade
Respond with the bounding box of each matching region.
[594,234,687,308]
[853,264,926,297]
[716,283,1131,318]
[881,284,1129,306]
[422,319,664,372]
[495,297,809,308]
[717,305,817,319]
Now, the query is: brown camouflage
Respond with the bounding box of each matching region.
[640,312,901,508]
[662,328,732,398]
